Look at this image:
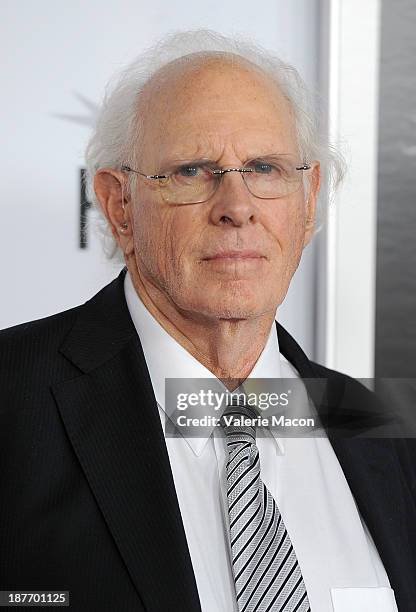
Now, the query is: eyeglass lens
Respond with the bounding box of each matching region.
[160,156,305,204]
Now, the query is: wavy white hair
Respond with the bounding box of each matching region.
[85,29,345,260]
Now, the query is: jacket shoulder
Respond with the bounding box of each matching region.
[0,305,83,401]
[0,271,127,405]
[0,305,80,350]
[309,359,375,400]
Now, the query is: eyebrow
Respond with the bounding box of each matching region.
[161,157,217,168]
[158,140,210,167]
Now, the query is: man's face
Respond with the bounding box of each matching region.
[128,60,319,320]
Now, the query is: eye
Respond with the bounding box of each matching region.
[253,162,274,174]
[171,163,213,187]
[179,165,200,177]
[247,159,289,178]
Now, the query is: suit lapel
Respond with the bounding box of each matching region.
[51,270,202,612]
[276,321,416,608]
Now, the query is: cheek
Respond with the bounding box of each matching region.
[265,200,307,276]
[132,201,200,279]
[131,200,167,273]
[268,200,305,245]
[166,210,204,274]
[284,210,307,273]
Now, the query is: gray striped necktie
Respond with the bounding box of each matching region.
[220,401,311,612]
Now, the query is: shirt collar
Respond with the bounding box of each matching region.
[124,270,287,456]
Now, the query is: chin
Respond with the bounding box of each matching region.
[181,281,275,320]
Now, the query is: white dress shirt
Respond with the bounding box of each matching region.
[124,271,397,612]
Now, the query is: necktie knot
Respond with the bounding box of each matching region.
[220,399,258,445]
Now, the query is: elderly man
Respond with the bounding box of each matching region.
[0,31,414,612]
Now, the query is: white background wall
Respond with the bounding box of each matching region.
[1,0,319,354]
[317,0,380,378]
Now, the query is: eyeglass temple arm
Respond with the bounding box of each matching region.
[121,165,167,180]
[211,165,311,175]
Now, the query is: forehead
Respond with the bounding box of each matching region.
[138,57,298,166]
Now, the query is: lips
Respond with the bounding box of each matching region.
[202,250,265,260]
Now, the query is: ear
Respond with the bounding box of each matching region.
[303,162,321,247]
[94,168,133,253]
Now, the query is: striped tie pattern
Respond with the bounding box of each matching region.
[220,400,311,612]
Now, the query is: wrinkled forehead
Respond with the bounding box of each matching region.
[135,54,298,166]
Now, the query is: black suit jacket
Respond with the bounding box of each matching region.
[1,268,415,611]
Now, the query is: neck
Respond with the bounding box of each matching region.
[126,263,275,391]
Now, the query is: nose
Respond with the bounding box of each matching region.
[209,169,258,227]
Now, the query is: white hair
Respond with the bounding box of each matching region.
[85,29,345,260]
